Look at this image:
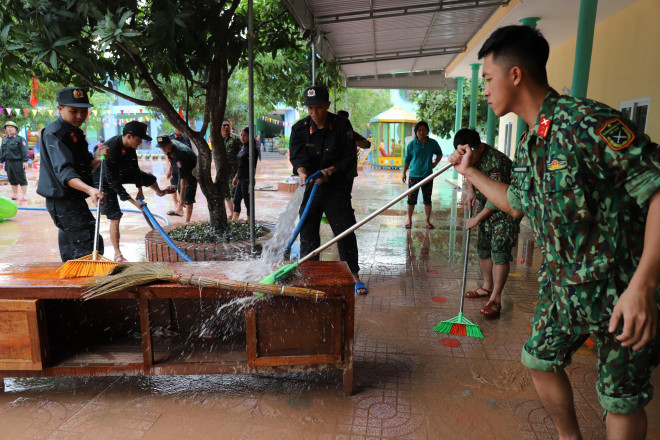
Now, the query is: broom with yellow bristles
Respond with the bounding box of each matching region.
[82,262,327,301]
[57,155,118,279]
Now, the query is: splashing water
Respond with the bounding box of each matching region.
[243,184,307,280]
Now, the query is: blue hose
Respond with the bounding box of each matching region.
[283,170,323,254]
[17,206,170,226]
[138,198,194,262]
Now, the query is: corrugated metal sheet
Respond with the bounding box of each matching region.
[283,0,509,88]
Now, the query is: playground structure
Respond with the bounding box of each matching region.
[368,106,418,170]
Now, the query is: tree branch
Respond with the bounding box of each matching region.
[58,57,154,106]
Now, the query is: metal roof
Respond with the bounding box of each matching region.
[282,0,510,90]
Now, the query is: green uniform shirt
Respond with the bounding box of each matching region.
[473,143,517,222]
[507,89,660,293]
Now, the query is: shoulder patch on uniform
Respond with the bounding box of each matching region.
[547,159,567,171]
[489,171,501,181]
[537,116,551,138]
[597,117,635,151]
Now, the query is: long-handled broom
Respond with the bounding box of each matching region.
[57,156,117,279]
[432,208,483,338]
[82,262,327,301]
[260,162,456,286]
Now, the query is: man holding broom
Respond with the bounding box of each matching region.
[449,25,660,439]
[38,87,108,262]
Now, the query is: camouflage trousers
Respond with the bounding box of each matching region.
[522,276,660,414]
[476,216,518,265]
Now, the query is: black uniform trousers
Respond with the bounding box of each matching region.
[45,197,104,262]
[5,160,28,186]
[299,177,359,274]
[101,171,157,220]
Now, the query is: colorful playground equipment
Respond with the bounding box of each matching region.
[368,106,418,169]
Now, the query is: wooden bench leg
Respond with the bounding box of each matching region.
[343,366,353,396]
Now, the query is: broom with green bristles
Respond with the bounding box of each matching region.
[432,208,484,338]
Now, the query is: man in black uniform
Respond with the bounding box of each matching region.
[0,121,29,201]
[37,87,108,262]
[289,85,367,295]
[102,121,173,262]
[156,135,198,223]
[167,127,192,208]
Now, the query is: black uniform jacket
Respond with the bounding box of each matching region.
[103,135,142,201]
[289,113,356,179]
[0,135,29,162]
[166,140,197,180]
[37,117,94,200]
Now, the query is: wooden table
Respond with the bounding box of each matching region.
[0,261,355,395]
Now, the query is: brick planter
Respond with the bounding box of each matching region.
[145,224,272,262]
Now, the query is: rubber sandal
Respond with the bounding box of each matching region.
[355,282,368,295]
[10,196,17,200]
[465,286,492,299]
[114,255,128,263]
[405,223,412,229]
[480,300,501,319]
[167,210,183,217]
[425,223,435,229]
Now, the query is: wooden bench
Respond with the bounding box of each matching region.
[0,261,355,394]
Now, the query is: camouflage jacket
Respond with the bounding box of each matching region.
[507,89,660,288]
[473,143,518,228]
[224,135,242,175]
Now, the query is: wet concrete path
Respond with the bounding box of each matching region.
[0,154,658,439]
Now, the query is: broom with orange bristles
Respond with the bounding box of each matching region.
[432,208,483,338]
[56,155,118,279]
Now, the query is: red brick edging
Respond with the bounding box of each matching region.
[145,225,272,262]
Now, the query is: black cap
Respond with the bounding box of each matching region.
[303,85,329,105]
[156,135,171,147]
[56,87,93,108]
[123,121,152,141]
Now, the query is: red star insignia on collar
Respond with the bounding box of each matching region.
[538,116,551,138]
[70,132,79,143]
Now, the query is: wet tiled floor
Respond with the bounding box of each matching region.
[0,154,658,439]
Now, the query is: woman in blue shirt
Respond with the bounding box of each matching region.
[401,121,443,229]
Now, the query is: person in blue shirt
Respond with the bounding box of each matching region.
[401,121,443,229]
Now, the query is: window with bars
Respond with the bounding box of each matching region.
[619,97,650,132]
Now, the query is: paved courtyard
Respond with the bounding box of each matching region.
[0,153,658,439]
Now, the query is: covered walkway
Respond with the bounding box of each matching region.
[1,155,658,439]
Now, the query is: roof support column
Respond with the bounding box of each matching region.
[571,0,598,98]
[486,108,496,146]
[469,63,480,129]
[454,77,465,134]
[516,17,541,143]
[453,76,465,178]
[311,41,316,86]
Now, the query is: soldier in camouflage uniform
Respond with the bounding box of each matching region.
[450,25,660,439]
[221,119,242,220]
[453,128,520,319]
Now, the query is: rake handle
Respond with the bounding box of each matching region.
[299,162,454,265]
[173,273,327,300]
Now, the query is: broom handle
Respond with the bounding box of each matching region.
[92,156,105,261]
[299,162,454,265]
[458,207,472,316]
[174,273,327,300]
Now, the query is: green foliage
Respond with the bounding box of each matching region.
[331,89,392,136]
[411,79,494,139]
[168,221,267,244]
